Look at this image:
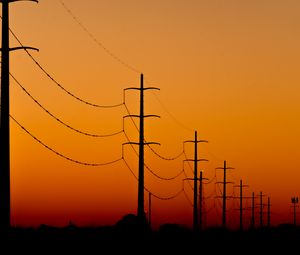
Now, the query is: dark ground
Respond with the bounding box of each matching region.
[1,214,299,253]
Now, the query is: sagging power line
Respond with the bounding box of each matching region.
[11,73,124,138]
[11,115,123,167]
[58,0,194,133]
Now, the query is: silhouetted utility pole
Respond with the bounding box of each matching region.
[123,74,160,221]
[249,192,258,229]
[234,180,249,231]
[267,197,271,227]
[216,161,234,228]
[257,192,266,228]
[291,197,298,226]
[184,131,208,231]
[199,171,208,231]
[0,0,38,230]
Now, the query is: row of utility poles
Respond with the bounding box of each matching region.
[0,1,298,233]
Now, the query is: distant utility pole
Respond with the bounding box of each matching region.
[267,197,271,227]
[249,192,258,229]
[291,197,298,226]
[216,161,234,228]
[184,131,208,231]
[257,192,266,228]
[234,180,249,231]
[123,74,160,221]
[0,0,38,230]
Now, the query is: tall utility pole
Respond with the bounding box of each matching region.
[0,0,38,230]
[250,192,258,229]
[267,197,271,227]
[291,197,298,226]
[199,171,208,231]
[216,161,234,228]
[257,192,266,228]
[123,74,160,221]
[234,180,249,231]
[184,131,208,231]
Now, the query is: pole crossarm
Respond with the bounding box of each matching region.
[123,142,160,146]
[0,46,39,52]
[124,87,160,92]
[184,177,209,181]
[216,181,234,184]
[184,140,208,144]
[124,114,160,119]
[184,159,209,162]
[0,0,38,3]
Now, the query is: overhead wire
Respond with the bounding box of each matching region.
[11,73,124,138]
[58,0,141,74]
[182,181,193,207]
[122,157,183,200]
[123,131,184,181]
[8,24,123,109]
[124,99,184,161]
[11,115,123,166]
[58,1,194,135]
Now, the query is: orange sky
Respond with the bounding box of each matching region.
[4,0,300,229]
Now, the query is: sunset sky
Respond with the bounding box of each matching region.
[5,0,300,229]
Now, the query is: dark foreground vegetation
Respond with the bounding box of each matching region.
[1,214,299,253]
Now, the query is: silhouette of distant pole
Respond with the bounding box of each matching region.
[216,161,234,228]
[0,0,38,230]
[123,74,160,221]
[291,197,298,226]
[267,197,271,227]
[184,132,208,231]
[251,192,255,228]
[148,192,152,228]
[240,181,243,230]
[222,161,227,228]
[193,131,198,230]
[234,180,249,231]
[259,191,265,227]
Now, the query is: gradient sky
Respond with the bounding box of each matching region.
[4,0,300,229]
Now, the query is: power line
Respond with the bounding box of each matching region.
[58,0,141,74]
[183,168,194,191]
[123,131,184,181]
[182,182,193,207]
[7,24,123,108]
[11,73,124,138]
[150,90,194,132]
[147,144,184,161]
[59,2,194,133]
[183,150,194,175]
[124,100,184,161]
[11,115,123,167]
[145,164,184,181]
[122,157,183,201]
[56,1,195,150]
